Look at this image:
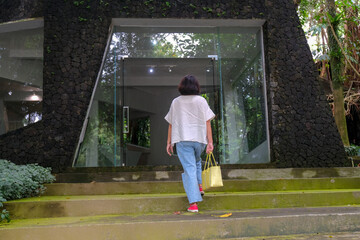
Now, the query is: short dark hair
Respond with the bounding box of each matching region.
[178,75,200,95]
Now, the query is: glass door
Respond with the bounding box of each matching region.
[117,57,218,166]
[117,57,153,166]
[203,56,224,163]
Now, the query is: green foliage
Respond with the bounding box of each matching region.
[130,118,151,148]
[345,145,360,156]
[202,7,213,13]
[73,1,83,6]
[0,196,10,223]
[297,0,360,65]
[0,160,55,223]
[78,16,88,22]
[0,160,55,200]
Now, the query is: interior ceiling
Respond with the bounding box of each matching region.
[124,58,212,76]
[0,77,42,92]
[119,57,219,87]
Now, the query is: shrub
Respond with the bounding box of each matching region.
[0,160,55,223]
[0,196,10,223]
[345,145,360,157]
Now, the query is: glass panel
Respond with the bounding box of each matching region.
[74,23,269,167]
[202,57,221,160]
[114,27,219,166]
[113,26,217,58]
[0,23,43,135]
[218,28,269,164]
[74,36,122,167]
[119,57,214,166]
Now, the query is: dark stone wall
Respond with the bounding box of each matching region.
[264,0,347,167]
[0,0,43,23]
[41,1,111,171]
[0,0,349,172]
[0,122,43,165]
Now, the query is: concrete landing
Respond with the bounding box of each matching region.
[1,207,360,240]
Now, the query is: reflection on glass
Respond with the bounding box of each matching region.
[113,27,217,59]
[74,24,269,167]
[217,29,269,164]
[0,21,43,135]
[75,45,120,167]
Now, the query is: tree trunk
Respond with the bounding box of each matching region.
[333,84,350,146]
[344,0,360,84]
[326,0,350,146]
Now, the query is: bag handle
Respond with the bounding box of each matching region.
[204,152,218,170]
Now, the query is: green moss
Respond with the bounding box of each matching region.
[6,193,187,203]
[7,189,360,203]
[0,214,128,229]
[3,205,360,230]
[0,210,212,229]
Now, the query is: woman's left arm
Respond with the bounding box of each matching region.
[166,124,173,156]
[206,120,213,154]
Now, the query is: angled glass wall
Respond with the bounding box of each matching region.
[217,28,268,164]
[74,20,269,167]
[0,19,43,135]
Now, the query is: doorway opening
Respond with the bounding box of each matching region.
[73,19,270,167]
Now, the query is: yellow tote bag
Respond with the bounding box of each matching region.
[202,152,223,190]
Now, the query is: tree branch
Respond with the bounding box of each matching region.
[325,13,360,78]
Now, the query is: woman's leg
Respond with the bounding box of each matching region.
[195,143,206,185]
[176,141,202,204]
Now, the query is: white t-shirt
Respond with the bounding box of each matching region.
[165,95,215,145]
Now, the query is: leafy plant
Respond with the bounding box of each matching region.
[189,3,196,8]
[0,196,10,223]
[73,0,84,6]
[78,16,88,22]
[0,160,55,223]
[345,145,360,156]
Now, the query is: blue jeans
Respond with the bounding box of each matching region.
[176,141,206,204]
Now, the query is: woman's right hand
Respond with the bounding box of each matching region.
[166,143,173,156]
[206,142,213,154]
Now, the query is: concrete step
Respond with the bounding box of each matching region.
[44,177,360,196]
[1,207,360,240]
[5,190,360,219]
[237,232,360,240]
[54,167,360,183]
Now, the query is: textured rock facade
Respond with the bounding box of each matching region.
[0,0,348,172]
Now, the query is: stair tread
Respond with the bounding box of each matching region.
[7,189,360,203]
[54,167,360,183]
[2,206,360,229]
[47,176,360,184]
[234,231,360,240]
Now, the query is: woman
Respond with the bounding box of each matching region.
[165,75,215,213]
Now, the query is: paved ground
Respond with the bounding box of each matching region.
[234,231,360,239]
[4,206,360,228]
[3,207,360,240]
